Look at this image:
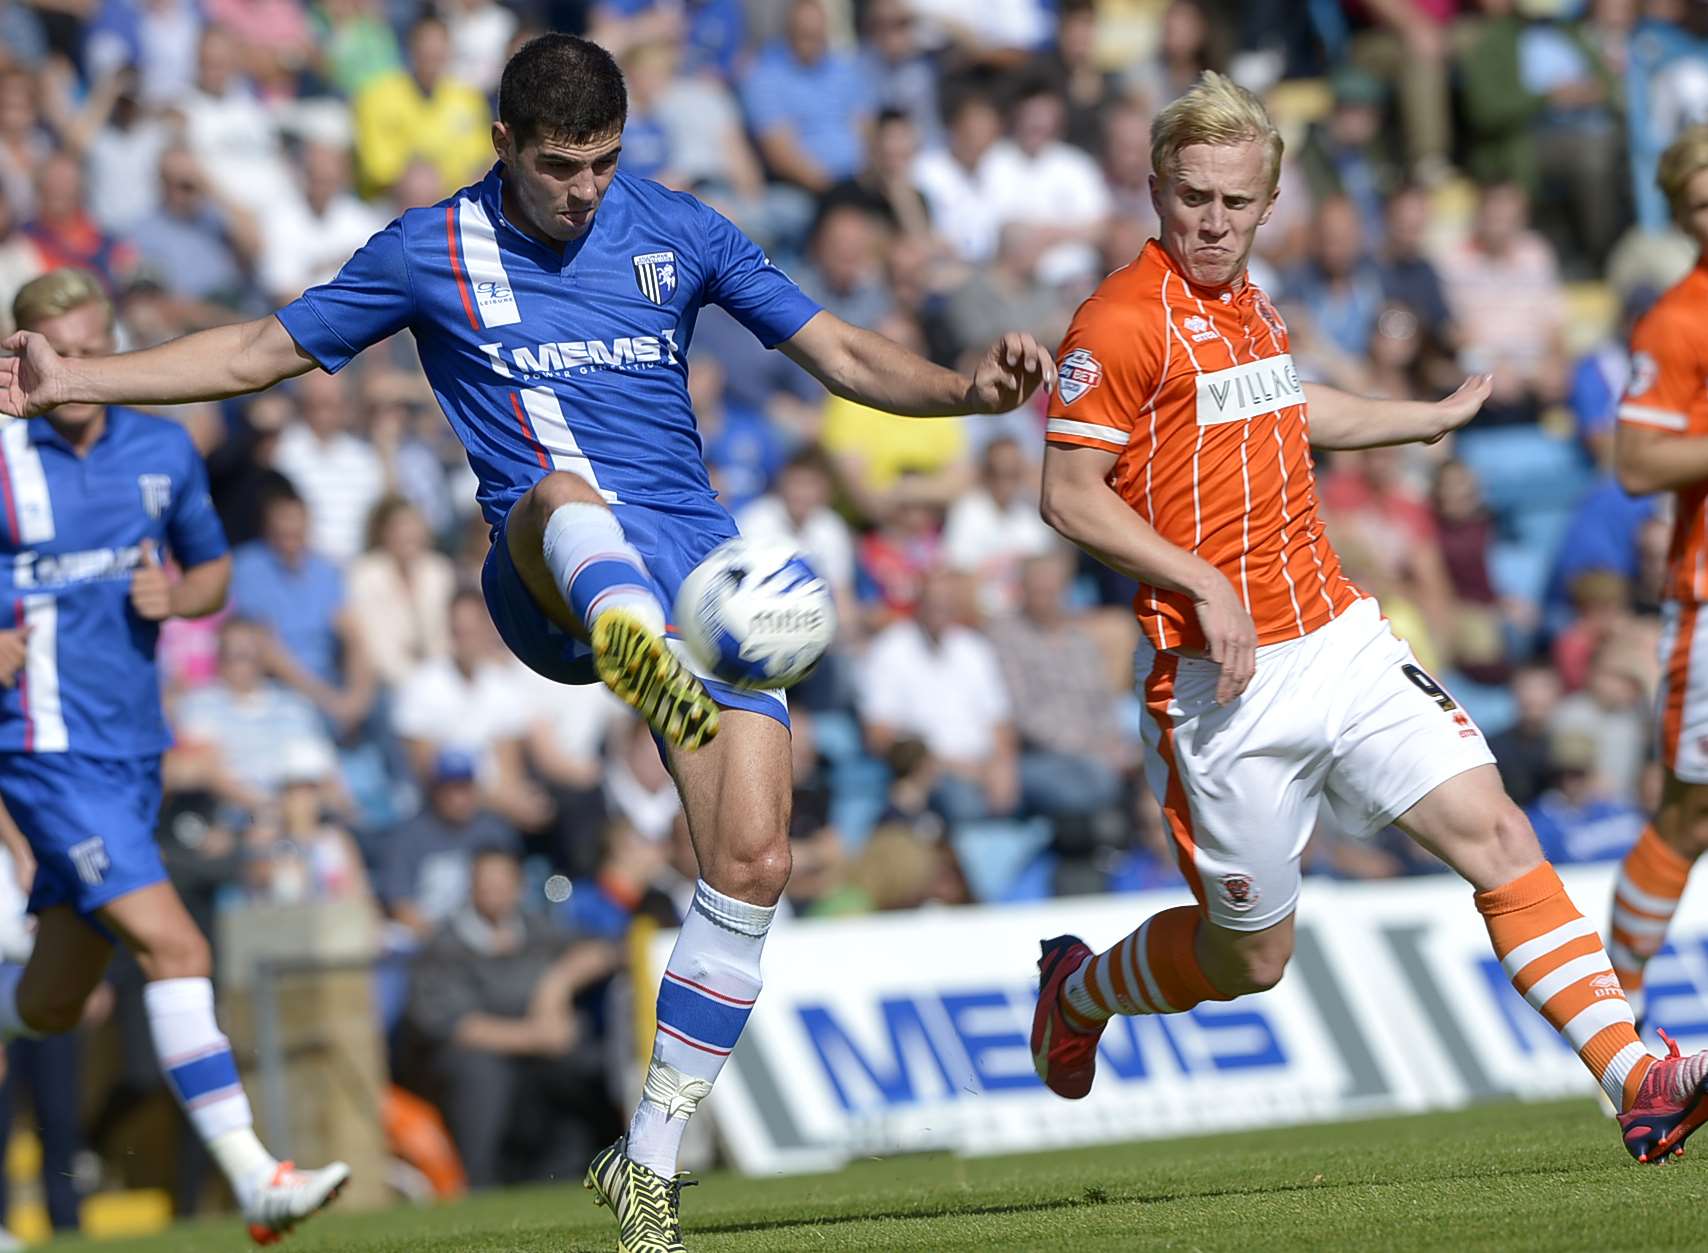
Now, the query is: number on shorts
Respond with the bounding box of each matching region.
[1401,662,1458,712]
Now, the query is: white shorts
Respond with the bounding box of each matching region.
[1657,599,1708,783]
[1135,597,1496,932]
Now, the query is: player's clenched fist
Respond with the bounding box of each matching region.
[966,331,1057,414]
[129,540,172,621]
[0,331,70,419]
[0,627,29,688]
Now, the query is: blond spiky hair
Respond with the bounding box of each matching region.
[1659,124,1708,227]
[11,267,111,335]
[1150,70,1283,192]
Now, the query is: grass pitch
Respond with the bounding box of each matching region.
[56,1098,1708,1252]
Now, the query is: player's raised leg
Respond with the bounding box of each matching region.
[1607,780,1700,1027]
[503,471,718,750]
[587,710,789,1252]
[1399,764,1708,1162]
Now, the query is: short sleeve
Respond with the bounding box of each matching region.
[697,201,821,348]
[166,436,229,569]
[1620,304,1706,434]
[1045,296,1158,454]
[276,218,415,373]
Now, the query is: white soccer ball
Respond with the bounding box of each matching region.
[674,538,837,690]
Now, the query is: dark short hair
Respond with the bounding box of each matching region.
[499,34,627,148]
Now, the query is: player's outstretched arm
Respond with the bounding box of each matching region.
[1042,440,1255,703]
[1304,374,1492,450]
[780,311,1055,417]
[1,315,316,418]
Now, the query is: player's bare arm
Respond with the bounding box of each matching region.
[1615,421,1708,494]
[1304,374,1493,450]
[128,541,231,623]
[781,310,1055,416]
[0,314,314,417]
[1040,440,1255,703]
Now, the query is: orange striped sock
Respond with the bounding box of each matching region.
[1059,906,1230,1031]
[1477,862,1654,1111]
[1608,825,1693,998]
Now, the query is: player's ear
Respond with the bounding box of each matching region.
[1149,171,1161,219]
[1258,183,1280,228]
[492,121,512,163]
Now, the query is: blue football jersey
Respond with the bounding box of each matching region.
[0,409,229,757]
[277,166,823,527]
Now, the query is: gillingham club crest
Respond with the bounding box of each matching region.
[632,251,677,304]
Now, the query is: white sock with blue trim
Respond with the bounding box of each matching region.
[626,880,774,1176]
[144,978,275,1194]
[541,502,665,635]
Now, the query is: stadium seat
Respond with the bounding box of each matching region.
[950,819,1055,903]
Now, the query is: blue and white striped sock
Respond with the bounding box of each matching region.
[145,978,274,1191]
[627,881,774,1176]
[541,502,665,635]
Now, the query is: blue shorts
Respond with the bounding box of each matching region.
[481,499,788,729]
[0,752,167,920]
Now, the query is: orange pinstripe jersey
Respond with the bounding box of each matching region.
[1045,240,1360,651]
[1618,263,1708,603]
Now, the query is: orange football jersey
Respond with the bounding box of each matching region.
[1045,241,1360,650]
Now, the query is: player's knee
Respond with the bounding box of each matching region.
[712,842,792,907]
[1674,788,1708,856]
[1219,946,1290,996]
[1487,802,1543,877]
[135,925,212,982]
[523,471,604,521]
[17,989,83,1036]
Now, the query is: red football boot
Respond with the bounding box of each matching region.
[1031,935,1104,1100]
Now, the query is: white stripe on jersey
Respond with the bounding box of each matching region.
[1,422,55,543]
[518,388,618,503]
[458,198,522,329]
[21,595,66,752]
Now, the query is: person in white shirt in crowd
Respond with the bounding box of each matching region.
[943,435,1055,615]
[178,25,304,218]
[517,675,627,876]
[346,496,455,690]
[82,70,172,234]
[985,76,1112,286]
[172,616,341,814]
[259,141,387,305]
[271,368,386,564]
[0,184,41,337]
[861,567,1018,825]
[736,445,858,629]
[603,717,683,844]
[442,0,518,96]
[912,86,1007,264]
[84,0,203,107]
[391,589,553,834]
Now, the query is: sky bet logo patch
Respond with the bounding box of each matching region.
[1057,349,1103,405]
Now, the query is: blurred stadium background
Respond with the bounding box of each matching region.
[3,0,1708,1244]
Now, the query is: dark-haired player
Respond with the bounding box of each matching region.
[2,35,1053,1253]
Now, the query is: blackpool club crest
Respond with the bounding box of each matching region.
[632,251,677,304]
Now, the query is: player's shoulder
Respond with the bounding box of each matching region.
[610,171,713,225]
[1642,266,1708,330]
[106,406,198,455]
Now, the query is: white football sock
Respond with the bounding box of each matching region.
[541,502,664,635]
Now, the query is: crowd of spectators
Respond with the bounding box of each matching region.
[3,0,1708,1226]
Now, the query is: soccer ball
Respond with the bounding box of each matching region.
[674,538,837,690]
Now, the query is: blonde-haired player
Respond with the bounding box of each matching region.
[1606,126,1708,1031]
[1029,73,1708,1163]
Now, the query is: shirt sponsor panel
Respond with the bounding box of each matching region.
[1194,353,1304,427]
